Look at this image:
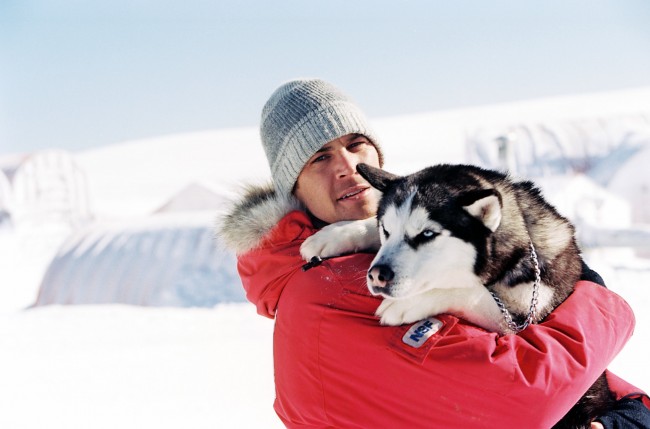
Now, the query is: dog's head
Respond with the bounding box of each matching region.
[358,163,504,299]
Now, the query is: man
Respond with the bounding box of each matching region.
[219,79,649,428]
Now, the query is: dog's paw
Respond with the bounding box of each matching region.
[300,224,350,260]
[376,300,404,326]
[300,218,380,261]
[376,299,417,326]
[376,295,444,326]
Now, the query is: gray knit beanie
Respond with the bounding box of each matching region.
[260,79,384,198]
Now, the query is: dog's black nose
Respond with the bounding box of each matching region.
[368,264,394,289]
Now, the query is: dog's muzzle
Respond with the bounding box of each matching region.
[368,264,394,295]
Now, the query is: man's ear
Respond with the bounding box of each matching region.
[357,163,400,192]
[459,189,502,232]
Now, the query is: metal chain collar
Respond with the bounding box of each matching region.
[490,241,541,333]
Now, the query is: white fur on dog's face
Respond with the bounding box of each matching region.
[369,191,480,299]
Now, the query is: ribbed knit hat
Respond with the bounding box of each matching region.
[260,79,384,198]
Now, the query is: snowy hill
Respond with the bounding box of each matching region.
[1,86,650,428]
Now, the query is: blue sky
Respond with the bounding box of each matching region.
[2,0,650,154]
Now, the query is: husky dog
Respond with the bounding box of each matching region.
[300,163,613,429]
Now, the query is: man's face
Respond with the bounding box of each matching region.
[294,134,381,224]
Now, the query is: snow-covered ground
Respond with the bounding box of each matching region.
[1,87,650,428]
[0,304,279,429]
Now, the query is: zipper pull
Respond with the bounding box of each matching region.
[302,256,324,271]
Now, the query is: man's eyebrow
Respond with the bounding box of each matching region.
[314,134,367,154]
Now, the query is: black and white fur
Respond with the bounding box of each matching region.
[300,163,613,429]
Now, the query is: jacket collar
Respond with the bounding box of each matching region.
[217,182,304,255]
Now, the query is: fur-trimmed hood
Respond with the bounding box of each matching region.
[216,182,304,255]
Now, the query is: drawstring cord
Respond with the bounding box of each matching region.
[302,254,351,271]
[302,256,325,271]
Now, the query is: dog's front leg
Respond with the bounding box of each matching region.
[438,287,511,335]
[376,297,429,326]
[377,287,509,335]
[300,217,380,260]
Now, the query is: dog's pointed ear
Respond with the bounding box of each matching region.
[357,163,399,192]
[459,189,502,232]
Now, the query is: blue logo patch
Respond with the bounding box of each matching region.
[402,317,443,348]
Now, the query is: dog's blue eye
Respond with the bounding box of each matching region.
[382,225,390,239]
[406,229,439,249]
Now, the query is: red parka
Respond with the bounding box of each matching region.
[224,190,643,428]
